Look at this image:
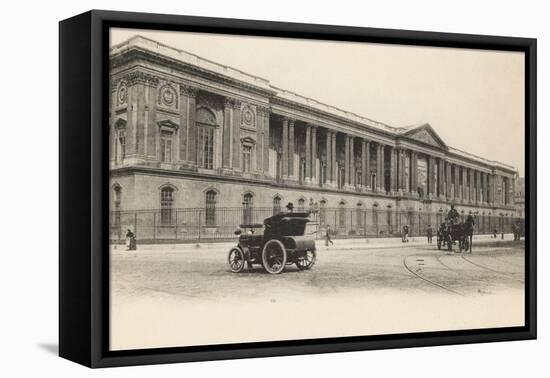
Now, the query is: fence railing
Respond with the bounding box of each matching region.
[110,207,523,243]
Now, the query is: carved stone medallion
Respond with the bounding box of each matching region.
[241,104,255,128]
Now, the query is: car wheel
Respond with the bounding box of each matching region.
[296,250,316,270]
[262,239,287,274]
[228,247,245,273]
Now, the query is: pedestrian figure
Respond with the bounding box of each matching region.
[325,225,334,246]
[125,229,135,251]
[493,228,498,239]
[286,202,294,213]
[426,224,433,243]
[402,225,409,243]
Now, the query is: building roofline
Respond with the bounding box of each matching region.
[110,35,519,173]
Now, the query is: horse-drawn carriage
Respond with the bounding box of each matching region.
[227,212,317,274]
[437,216,475,253]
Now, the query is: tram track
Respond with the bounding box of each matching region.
[460,254,524,283]
[403,255,465,296]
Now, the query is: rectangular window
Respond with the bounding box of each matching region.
[160,188,174,226]
[339,206,346,228]
[205,191,216,226]
[160,131,173,163]
[242,145,252,173]
[319,202,326,225]
[273,197,281,215]
[117,130,126,164]
[197,126,214,169]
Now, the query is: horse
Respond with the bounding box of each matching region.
[463,215,475,253]
[437,215,475,253]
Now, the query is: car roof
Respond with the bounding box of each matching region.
[239,223,264,228]
[264,212,311,225]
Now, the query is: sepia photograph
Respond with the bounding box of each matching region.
[108,27,526,351]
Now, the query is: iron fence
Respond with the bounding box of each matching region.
[110,207,523,243]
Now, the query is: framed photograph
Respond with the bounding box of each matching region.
[59,10,536,368]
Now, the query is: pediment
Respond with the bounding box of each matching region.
[114,118,127,129]
[157,119,179,130]
[402,124,447,149]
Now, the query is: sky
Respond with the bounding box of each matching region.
[111,28,525,176]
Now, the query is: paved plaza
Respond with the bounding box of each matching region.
[110,235,525,350]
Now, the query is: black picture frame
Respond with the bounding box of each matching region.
[59,9,537,368]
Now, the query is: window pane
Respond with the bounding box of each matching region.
[160,188,174,225]
[205,191,216,226]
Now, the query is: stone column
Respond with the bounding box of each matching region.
[311,126,317,184]
[258,106,270,174]
[379,144,386,193]
[390,146,397,194]
[483,173,490,205]
[446,161,452,199]
[255,106,264,173]
[124,72,157,160]
[361,140,368,190]
[438,158,445,199]
[364,140,371,191]
[325,130,332,185]
[288,119,295,179]
[231,100,241,170]
[397,148,404,194]
[510,177,515,206]
[146,81,158,160]
[281,118,289,179]
[487,173,495,205]
[428,156,435,197]
[461,166,468,202]
[344,135,350,189]
[134,80,147,157]
[331,131,337,187]
[475,170,482,204]
[222,98,233,168]
[479,172,487,204]
[377,143,384,192]
[305,125,312,183]
[468,168,476,203]
[453,165,460,201]
[349,136,355,188]
[411,151,418,195]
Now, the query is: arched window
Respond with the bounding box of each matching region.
[319,200,327,225]
[243,193,254,224]
[112,185,121,227]
[356,202,364,230]
[338,201,346,228]
[297,198,305,212]
[205,190,217,226]
[160,187,175,226]
[273,195,282,215]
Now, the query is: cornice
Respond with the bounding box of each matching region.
[110,47,277,98]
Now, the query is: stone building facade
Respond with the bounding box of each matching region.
[109,36,519,239]
[515,177,525,218]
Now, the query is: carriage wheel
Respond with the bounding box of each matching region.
[296,250,316,270]
[262,240,287,274]
[228,248,245,273]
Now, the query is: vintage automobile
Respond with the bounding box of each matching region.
[227,212,317,274]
